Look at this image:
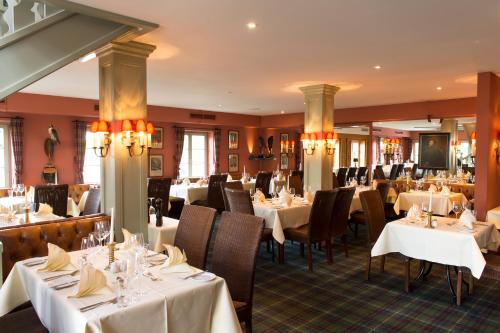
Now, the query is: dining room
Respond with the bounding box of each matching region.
[0,1,499,332]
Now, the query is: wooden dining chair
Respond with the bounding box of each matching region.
[346,167,357,182]
[336,168,348,187]
[34,184,68,217]
[211,212,264,333]
[282,190,338,271]
[224,188,275,261]
[174,205,216,270]
[192,174,228,212]
[332,172,340,189]
[0,306,48,333]
[147,178,172,216]
[82,187,100,215]
[220,181,243,211]
[360,190,411,292]
[288,175,303,197]
[290,170,304,183]
[388,164,399,180]
[330,187,356,258]
[356,167,368,185]
[396,164,405,177]
[373,165,386,180]
[255,172,273,198]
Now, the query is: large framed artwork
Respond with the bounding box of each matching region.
[228,153,239,172]
[228,130,239,150]
[418,133,450,170]
[149,154,163,177]
[151,127,164,149]
[280,153,289,170]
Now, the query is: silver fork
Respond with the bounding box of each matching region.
[144,271,162,281]
[43,270,79,282]
[79,298,118,312]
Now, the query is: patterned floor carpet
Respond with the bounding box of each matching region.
[250,230,500,333]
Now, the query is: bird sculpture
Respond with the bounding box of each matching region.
[267,136,274,156]
[44,124,60,161]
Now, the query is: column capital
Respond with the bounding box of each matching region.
[299,84,340,97]
[96,40,156,59]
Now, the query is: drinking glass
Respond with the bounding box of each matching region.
[290,188,296,198]
[452,202,462,219]
[79,237,90,268]
[18,184,25,197]
[249,188,255,200]
[131,233,145,249]
[7,189,13,198]
[94,221,110,246]
[115,276,130,308]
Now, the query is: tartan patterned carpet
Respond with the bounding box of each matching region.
[250,231,500,333]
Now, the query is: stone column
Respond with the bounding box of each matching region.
[441,119,458,172]
[300,84,339,191]
[96,41,156,241]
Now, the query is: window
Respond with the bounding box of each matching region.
[83,131,101,184]
[0,124,10,187]
[350,139,367,167]
[179,132,208,178]
[333,140,340,170]
[411,141,419,163]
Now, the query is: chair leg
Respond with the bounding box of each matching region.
[278,243,285,264]
[307,243,313,272]
[457,268,463,306]
[300,243,305,257]
[404,257,411,293]
[271,240,275,262]
[341,234,349,257]
[365,252,372,281]
[245,319,252,333]
[380,255,386,272]
[468,273,474,295]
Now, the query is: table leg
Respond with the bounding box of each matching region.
[278,243,285,264]
[456,268,463,306]
[446,266,457,299]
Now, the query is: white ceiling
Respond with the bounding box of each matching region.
[21,0,500,115]
[374,117,476,131]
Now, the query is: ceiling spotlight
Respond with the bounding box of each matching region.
[79,52,96,63]
[436,86,443,91]
[218,104,223,107]
[373,65,382,70]
[280,110,285,114]
[246,22,257,30]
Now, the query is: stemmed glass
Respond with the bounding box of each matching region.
[94,221,111,247]
[452,202,462,219]
[249,188,255,201]
[18,184,25,197]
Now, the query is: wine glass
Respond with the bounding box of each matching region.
[131,233,145,250]
[452,201,462,219]
[94,221,110,246]
[79,237,90,268]
[18,184,25,197]
[249,188,255,200]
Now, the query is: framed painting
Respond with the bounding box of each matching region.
[228,153,239,172]
[280,133,289,143]
[151,127,163,149]
[280,153,289,170]
[418,132,450,170]
[228,130,239,150]
[149,154,163,177]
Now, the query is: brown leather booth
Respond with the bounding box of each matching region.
[0,214,110,281]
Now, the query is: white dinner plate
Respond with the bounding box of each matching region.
[190,272,216,282]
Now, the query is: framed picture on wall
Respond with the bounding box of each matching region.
[228,153,239,172]
[228,130,239,150]
[149,154,163,177]
[280,153,289,170]
[418,132,450,170]
[151,127,164,149]
[280,133,289,143]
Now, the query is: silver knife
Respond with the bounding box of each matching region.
[182,270,206,280]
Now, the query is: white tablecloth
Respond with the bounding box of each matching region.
[269,179,287,195]
[0,212,64,229]
[0,197,80,216]
[170,184,208,204]
[148,216,179,252]
[371,217,500,278]
[486,206,500,229]
[393,191,467,216]
[0,249,241,333]
[253,199,312,244]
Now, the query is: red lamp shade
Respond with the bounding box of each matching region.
[333,133,339,140]
[136,119,147,132]
[146,122,155,134]
[300,133,307,141]
[326,131,334,140]
[97,120,109,133]
[121,119,133,132]
[90,121,99,133]
[309,133,317,141]
[471,131,477,140]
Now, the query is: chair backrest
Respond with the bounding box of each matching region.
[83,187,100,215]
[148,178,172,216]
[211,212,264,304]
[332,172,340,189]
[373,166,386,180]
[291,170,304,183]
[68,184,90,204]
[346,167,357,180]
[255,172,272,195]
[330,187,356,237]
[359,190,386,245]
[396,164,404,177]
[411,164,418,179]
[337,168,348,187]
[225,188,254,215]
[288,175,303,197]
[389,165,399,180]
[206,174,228,210]
[174,205,216,270]
[34,184,69,217]
[375,180,390,203]
[308,190,338,241]
[220,181,243,211]
[356,167,368,185]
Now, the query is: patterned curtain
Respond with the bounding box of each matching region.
[401,137,413,162]
[173,127,185,179]
[213,128,221,174]
[294,132,301,170]
[73,120,87,184]
[374,136,381,164]
[9,117,23,184]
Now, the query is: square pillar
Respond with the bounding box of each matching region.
[300,84,339,191]
[96,41,156,241]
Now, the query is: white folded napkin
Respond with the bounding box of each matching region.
[459,209,476,230]
[350,179,358,187]
[27,186,35,202]
[428,184,437,193]
[121,228,132,250]
[70,265,108,298]
[406,204,421,219]
[304,191,314,203]
[37,203,53,215]
[161,245,187,267]
[226,174,232,181]
[182,178,191,185]
[196,179,204,186]
[441,185,451,195]
[241,176,248,184]
[254,190,266,203]
[39,243,71,272]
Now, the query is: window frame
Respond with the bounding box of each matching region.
[83,129,101,184]
[0,122,11,188]
[179,131,209,178]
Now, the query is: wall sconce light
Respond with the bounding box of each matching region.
[300,132,319,155]
[90,120,111,158]
[470,131,477,157]
[382,137,401,161]
[494,132,500,164]
[280,139,295,156]
[323,131,338,155]
[121,119,155,157]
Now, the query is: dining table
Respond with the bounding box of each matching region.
[486,206,500,229]
[393,190,468,216]
[147,215,179,252]
[0,196,81,217]
[0,247,242,333]
[371,216,500,304]
[0,212,64,229]
[170,184,208,204]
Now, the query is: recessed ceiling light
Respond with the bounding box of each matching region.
[436,86,443,91]
[373,65,382,70]
[79,52,96,63]
[280,110,285,114]
[218,104,223,107]
[246,22,257,30]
